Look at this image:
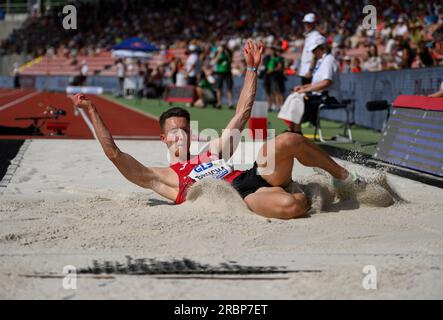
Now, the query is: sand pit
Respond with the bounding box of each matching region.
[0,139,442,299]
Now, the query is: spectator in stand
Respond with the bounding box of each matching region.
[31,2,41,17]
[365,28,376,46]
[194,71,217,108]
[394,36,415,69]
[79,60,89,85]
[12,63,21,89]
[3,0,443,77]
[429,25,443,98]
[143,67,164,98]
[116,58,126,97]
[268,47,286,111]
[349,25,367,49]
[143,68,155,98]
[384,33,397,56]
[285,59,297,76]
[136,60,145,98]
[417,40,435,67]
[214,42,234,110]
[185,44,201,86]
[410,21,424,44]
[362,44,382,72]
[351,58,362,73]
[342,56,352,73]
[298,13,322,85]
[262,47,285,112]
[332,27,346,49]
[260,47,275,112]
[152,66,165,97]
[393,17,409,38]
[380,20,393,41]
[169,56,183,86]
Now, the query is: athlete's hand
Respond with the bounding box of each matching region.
[71,93,94,111]
[243,39,264,68]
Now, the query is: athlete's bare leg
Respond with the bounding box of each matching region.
[244,187,310,219]
[244,132,349,219]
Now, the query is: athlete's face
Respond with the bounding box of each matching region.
[160,117,191,160]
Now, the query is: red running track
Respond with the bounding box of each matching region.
[0,89,161,140]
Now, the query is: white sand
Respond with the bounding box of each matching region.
[0,139,442,299]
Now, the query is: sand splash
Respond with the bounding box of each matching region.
[297,168,406,213]
[186,168,405,215]
[185,178,250,214]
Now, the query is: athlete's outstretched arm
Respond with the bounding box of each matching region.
[71,95,176,200]
[209,40,263,159]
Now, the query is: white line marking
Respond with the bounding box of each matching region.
[0,91,41,111]
[97,95,160,121]
[0,89,27,98]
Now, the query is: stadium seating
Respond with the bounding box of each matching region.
[19,45,389,77]
[20,49,188,77]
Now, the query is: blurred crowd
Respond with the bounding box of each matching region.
[1,0,442,82]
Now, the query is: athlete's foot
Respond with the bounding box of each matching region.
[332,171,367,190]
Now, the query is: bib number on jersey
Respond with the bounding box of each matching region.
[188,159,233,182]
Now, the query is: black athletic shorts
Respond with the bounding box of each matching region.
[215,72,233,90]
[187,76,197,86]
[263,74,272,95]
[270,72,286,95]
[231,162,272,199]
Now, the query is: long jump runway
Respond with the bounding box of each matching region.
[0,89,160,139]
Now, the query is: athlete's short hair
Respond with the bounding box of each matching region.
[159,107,190,131]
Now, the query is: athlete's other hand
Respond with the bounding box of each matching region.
[243,39,264,68]
[71,94,93,111]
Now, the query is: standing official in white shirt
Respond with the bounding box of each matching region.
[185,44,201,86]
[298,13,323,85]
